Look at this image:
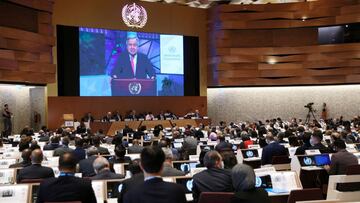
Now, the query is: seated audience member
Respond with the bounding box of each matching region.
[288,135,300,147]
[43,136,60,151]
[128,139,144,154]
[82,112,94,123]
[123,125,134,137]
[133,125,146,140]
[261,132,287,165]
[145,112,155,120]
[9,148,32,168]
[215,135,233,152]
[73,137,86,162]
[92,135,110,155]
[277,132,288,144]
[17,149,54,183]
[38,130,50,142]
[309,130,331,153]
[76,120,87,134]
[192,151,233,203]
[18,136,31,151]
[112,111,122,121]
[103,111,112,122]
[118,159,144,203]
[161,148,185,177]
[241,134,254,149]
[92,156,125,180]
[194,109,202,119]
[53,136,73,157]
[295,132,312,155]
[181,133,198,159]
[30,140,41,150]
[36,152,96,203]
[109,144,132,164]
[231,164,271,203]
[196,148,210,168]
[324,139,358,175]
[157,111,166,120]
[126,110,138,120]
[221,151,238,170]
[123,146,186,203]
[79,146,99,177]
[209,127,218,141]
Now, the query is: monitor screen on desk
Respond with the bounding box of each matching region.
[255,175,272,189]
[298,156,316,166]
[175,177,193,193]
[106,180,124,199]
[314,154,331,166]
[173,162,197,173]
[241,149,259,158]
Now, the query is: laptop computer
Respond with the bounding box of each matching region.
[314,154,331,166]
[241,149,259,159]
[298,156,316,167]
[255,175,272,189]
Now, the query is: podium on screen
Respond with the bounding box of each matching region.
[111,79,156,96]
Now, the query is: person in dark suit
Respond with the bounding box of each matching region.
[123,125,134,136]
[109,144,132,164]
[79,146,98,177]
[133,126,146,140]
[215,135,233,152]
[103,111,113,122]
[308,130,332,154]
[261,132,288,165]
[118,159,144,203]
[231,164,271,203]
[92,156,125,180]
[9,148,32,168]
[192,151,233,203]
[73,137,86,162]
[53,136,73,157]
[161,148,185,177]
[127,139,144,154]
[295,132,312,155]
[17,149,54,183]
[2,104,12,136]
[110,32,155,79]
[123,146,186,203]
[112,111,123,121]
[36,152,96,203]
[324,139,358,175]
[82,112,94,123]
[92,135,110,155]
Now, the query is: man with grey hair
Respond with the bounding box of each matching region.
[231,163,270,202]
[192,150,233,202]
[92,156,125,180]
[79,146,99,177]
[53,136,74,157]
[161,148,185,177]
[110,32,155,79]
[17,149,54,183]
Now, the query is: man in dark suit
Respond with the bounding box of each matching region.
[92,135,110,155]
[79,146,98,177]
[324,139,358,175]
[36,152,96,203]
[123,146,186,203]
[92,156,125,180]
[9,148,32,168]
[308,130,332,154]
[261,132,288,165]
[161,148,185,177]
[110,32,155,79]
[128,139,144,154]
[192,150,233,203]
[118,159,144,203]
[17,149,54,183]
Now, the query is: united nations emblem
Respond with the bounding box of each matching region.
[122,3,148,29]
[128,82,142,95]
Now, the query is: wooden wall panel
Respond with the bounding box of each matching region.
[208,0,360,86]
[48,96,207,130]
[0,0,55,84]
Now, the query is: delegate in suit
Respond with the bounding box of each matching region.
[111,32,155,79]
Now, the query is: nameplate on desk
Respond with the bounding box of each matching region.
[166,118,172,120]
[139,118,144,121]
[305,149,321,155]
[203,116,209,119]
[178,117,184,120]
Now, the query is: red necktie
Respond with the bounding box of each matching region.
[130,56,135,76]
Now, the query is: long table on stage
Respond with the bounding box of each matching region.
[90,118,211,136]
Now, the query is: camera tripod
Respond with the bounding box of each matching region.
[305,107,317,124]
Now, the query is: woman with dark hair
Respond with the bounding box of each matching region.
[231,164,271,203]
